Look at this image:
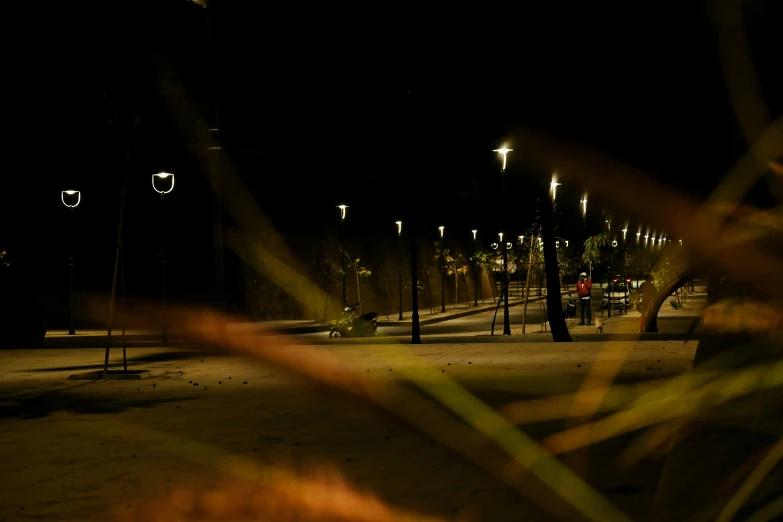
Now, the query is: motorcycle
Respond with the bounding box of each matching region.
[329,302,378,338]
[565,296,577,318]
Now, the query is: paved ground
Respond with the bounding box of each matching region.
[0,288,707,521]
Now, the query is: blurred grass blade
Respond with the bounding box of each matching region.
[717,437,783,522]
[403,364,633,522]
[743,494,783,522]
[544,361,783,455]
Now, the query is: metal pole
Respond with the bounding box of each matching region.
[398,231,403,320]
[104,108,136,374]
[205,2,225,335]
[209,127,225,335]
[120,240,127,372]
[160,194,168,344]
[473,238,478,307]
[521,234,534,334]
[410,223,421,343]
[68,208,75,335]
[340,218,346,307]
[440,235,446,313]
[501,174,511,335]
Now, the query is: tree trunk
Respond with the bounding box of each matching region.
[541,197,571,342]
[521,235,535,334]
[454,273,458,309]
[643,273,691,332]
[354,268,362,314]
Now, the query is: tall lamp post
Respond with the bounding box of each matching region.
[438,226,445,313]
[396,221,403,321]
[493,146,512,335]
[61,190,81,335]
[152,173,175,344]
[338,204,348,307]
[472,229,478,307]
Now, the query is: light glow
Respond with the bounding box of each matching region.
[152,172,175,194]
[498,232,503,243]
[438,226,445,238]
[337,204,348,221]
[493,146,513,172]
[472,229,477,240]
[550,175,562,201]
[621,228,628,240]
[61,190,81,208]
[395,221,402,236]
[580,195,587,215]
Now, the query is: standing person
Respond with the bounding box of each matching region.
[576,272,592,325]
[638,274,658,332]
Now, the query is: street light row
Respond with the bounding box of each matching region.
[61,173,176,209]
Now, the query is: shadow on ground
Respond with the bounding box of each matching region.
[21,351,208,373]
[0,391,202,420]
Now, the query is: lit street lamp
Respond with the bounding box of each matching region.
[622,227,628,241]
[472,230,478,307]
[337,204,348,307]
[396,221,403,321]
[550,176,562,201]
[152,173,175,344]
[439,226,445,313]
[61,190,81,335]
[493,146,512,335]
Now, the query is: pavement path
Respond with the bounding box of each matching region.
[1,333,704,522]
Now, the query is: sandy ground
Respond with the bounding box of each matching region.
[0,333,701,522]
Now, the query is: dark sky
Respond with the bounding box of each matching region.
[4,0,782,305]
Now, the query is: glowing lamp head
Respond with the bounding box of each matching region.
[490,242,499,250]
[611,240,618,247]
[395,221,402,235]
[152,172,175,194]
[337,204,348,220]
[61,190,81,208]
[472,230,478,240]
[492,146,513,171]
[498,232,503,243]
[438,226,444,238]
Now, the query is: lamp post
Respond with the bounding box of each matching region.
[493,146,512,335]
[152,173,174,343]
[61,190,81,335]
[472,230,478,307]
[580,194,587,229]
[338,205,348,307]
[396,221,403,321]
[438,226,445,313]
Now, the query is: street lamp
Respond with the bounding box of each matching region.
[493,146,512,335]
[337,204,348,307]
[396,221,403,321]
[152,173,175,344]
[621,227,628,241]
[472,230,478,307]
[550,175,562,201]
[61,190,81,335]
[439,226,445,313]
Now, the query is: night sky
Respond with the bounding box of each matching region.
[5,1,782,314]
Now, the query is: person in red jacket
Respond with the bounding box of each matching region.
[576,272,593,325]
